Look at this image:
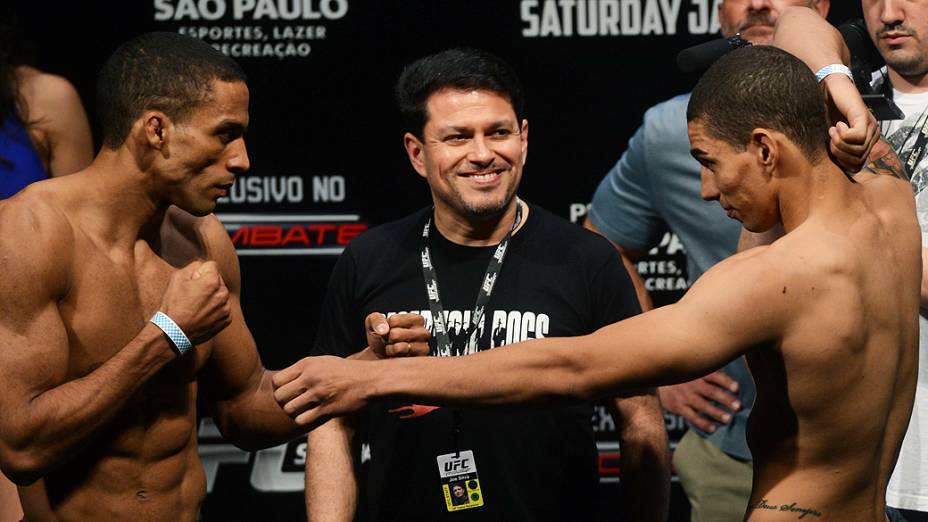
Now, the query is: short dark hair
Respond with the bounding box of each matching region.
[687,46,828,160]
[96,32,247,149]
[395,48,524,139]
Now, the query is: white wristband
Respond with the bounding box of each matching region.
[815,64,853,83]
[150,311,193,355]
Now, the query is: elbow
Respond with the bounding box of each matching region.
[211,416,285,452]
[0,448,49,486]
[0,421,54,485]
[229,438,267,452]
[209,418,263,452]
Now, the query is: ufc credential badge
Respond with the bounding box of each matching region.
[436,450,484,511]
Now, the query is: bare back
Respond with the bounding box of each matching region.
[2,174,228,521]
[742,175,920,521]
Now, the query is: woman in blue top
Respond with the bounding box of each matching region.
[0,33,92,199]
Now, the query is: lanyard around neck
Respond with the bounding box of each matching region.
[420,201,523,357]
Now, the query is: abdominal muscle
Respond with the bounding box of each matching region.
[20,382,208,522]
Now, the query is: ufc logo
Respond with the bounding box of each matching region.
[444,459,470,472]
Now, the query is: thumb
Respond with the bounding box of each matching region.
[366,312,390,337]
[365,312,389,353]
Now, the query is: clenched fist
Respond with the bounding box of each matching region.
[158,260,232,345]
[365,312,430,359]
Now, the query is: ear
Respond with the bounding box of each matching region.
[140,111,170,152]
[403,132,428,179]
[750,128,778,177]
[519,119,529,167]
[812,0,830,18]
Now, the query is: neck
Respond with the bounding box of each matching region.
[888,68,928,94]
[776,153,851,233]
[432,199,525,247]
[79,148,172,249]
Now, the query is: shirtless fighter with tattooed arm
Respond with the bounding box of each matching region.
[0,32,426,521]
[276,45,920,521]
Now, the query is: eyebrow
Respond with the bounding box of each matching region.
[215,119,248,134]
[690,148,707,160]
[437,119,517,133]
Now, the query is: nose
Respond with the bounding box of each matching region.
[699,167,720,201]
[880,0,904,27]
[747,0,770,11]
[228,138,250,175]
[467,134,495,166]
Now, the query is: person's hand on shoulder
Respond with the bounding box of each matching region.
[822,74,880,173]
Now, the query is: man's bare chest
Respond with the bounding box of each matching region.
[56,235,209,379]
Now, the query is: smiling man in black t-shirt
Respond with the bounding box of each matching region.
[302,48,670,522]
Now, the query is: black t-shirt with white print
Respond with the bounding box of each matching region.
[312,204,640,521]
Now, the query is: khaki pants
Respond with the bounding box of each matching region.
[673,430,753,522]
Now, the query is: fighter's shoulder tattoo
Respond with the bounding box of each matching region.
[866,140,908,181]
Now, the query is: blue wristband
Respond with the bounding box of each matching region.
[150,311,193,355]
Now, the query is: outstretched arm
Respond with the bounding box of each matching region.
[274,247,786,426]
[199,216,428,448]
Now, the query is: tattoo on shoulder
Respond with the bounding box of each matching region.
[866,145,908,181]
[751,499,823,519]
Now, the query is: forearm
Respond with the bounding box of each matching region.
[371,338,596,407]
[370,315,692,408]
[615,395,670,522]
[214,370,307,450]
[773,7,849,69]
[348,346,379,361]
[306,419,357,522]
[583,218,654,312]
[2,325,176,483]
[620,254,654,312]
